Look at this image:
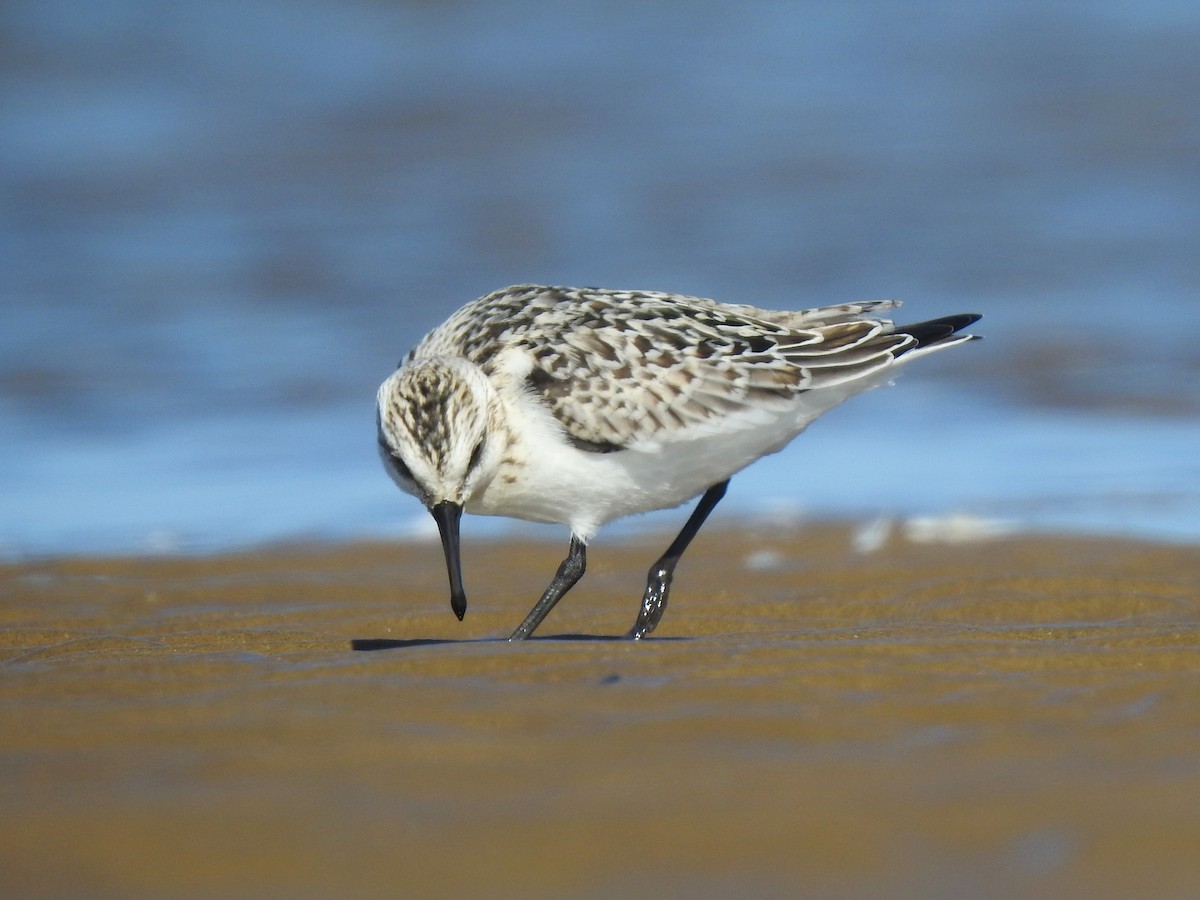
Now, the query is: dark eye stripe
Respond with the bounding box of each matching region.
[467,440,485,474]
[378,437,415,482]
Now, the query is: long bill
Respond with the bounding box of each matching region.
[430,500,467,620]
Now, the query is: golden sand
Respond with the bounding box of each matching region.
[2,526,1198,897]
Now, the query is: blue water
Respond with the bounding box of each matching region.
[3,0,1199,556]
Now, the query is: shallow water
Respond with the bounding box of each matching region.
[3,0,1200,555]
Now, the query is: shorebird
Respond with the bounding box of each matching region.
[377,285,980,639]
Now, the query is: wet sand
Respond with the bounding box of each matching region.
[2,525,1198,898]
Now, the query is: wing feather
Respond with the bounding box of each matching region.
[504,288,913,451]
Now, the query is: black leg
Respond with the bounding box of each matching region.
[628,479,729,640]
[509,535,587,640]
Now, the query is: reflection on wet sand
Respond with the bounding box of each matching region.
[2,526,1198,897]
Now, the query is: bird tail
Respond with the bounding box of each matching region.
[893,313,982,361]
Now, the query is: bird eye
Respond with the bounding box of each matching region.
[378,437,414,483]
[389,453,414,482]
[467,439,486,474]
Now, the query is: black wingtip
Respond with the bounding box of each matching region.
[896,313,982,348]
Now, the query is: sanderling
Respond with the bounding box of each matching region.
[377,284,981,639]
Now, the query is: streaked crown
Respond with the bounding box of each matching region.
[376,358,499,507]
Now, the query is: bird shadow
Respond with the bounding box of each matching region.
[350,633,690,651]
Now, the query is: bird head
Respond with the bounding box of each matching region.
[376,358,501,620]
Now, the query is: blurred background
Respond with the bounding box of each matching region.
[2,0,1198,556]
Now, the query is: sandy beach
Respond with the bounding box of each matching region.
[2,525,1198,898]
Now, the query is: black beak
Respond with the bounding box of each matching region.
[430,501,467,620]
